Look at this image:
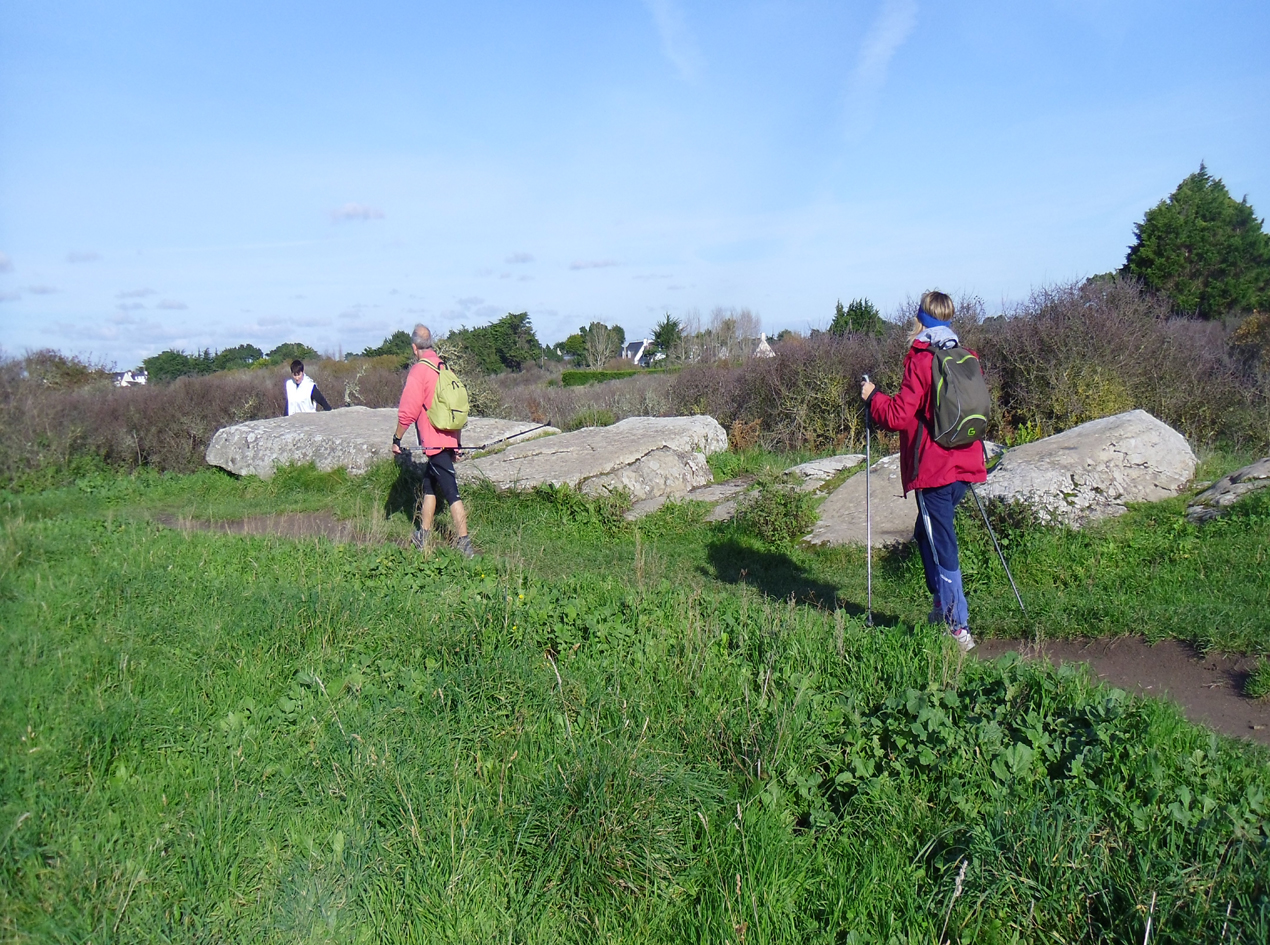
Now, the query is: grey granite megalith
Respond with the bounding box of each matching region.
[204,406,557,478]
[808,410,1196,546]
[458,415,728,501]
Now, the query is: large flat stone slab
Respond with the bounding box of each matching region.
[785,454,865,481]
[205,407,557,478]
[1186,457,1270,523]
[806,453,915,547]
[977,409,1196,526]
[809,410,1196,547]
[459,415,728,501]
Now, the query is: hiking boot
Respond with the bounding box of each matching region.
[411,528,430,551]
[456,535,477,559]
[950,627,976,652]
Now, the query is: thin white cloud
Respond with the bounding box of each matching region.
[505,252,534,264]
[156,299,188,310]
[0,291,20,302]
[66,251,101,263]
[53,318,180,345]
[455,296,485,309]
[570,259,620,270]
[845,0,918,137]
[26,285,56,295]
[330,203,385,222]
[0,252,12,273]
[117,302,146,311]
[118,288,155,299]
[643,0,704,80]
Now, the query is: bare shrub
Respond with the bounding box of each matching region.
[672,331,904,452]
[728,418,762,451]
[305,355,405,407]
[492,369,677,430]
[0,356,411,483]
[963,278,1268,448]
[672,279,1268,453]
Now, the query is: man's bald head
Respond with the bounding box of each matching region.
[411,324,432,349]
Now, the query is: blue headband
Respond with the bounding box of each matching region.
[917,307,950,329]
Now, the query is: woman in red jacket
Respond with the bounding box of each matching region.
[860,290,986,651]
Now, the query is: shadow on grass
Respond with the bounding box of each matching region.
[384,454,424,525]
[703,535,903,627]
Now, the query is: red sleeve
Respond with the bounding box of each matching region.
[869,348,931,433]
[397,363,427,428]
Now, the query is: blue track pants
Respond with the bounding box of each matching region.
[914,482,970,630]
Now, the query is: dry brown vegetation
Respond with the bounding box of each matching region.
[490,363,676,430]
[671,278,1270,453]
[0,355,409,485]
[2,277,1266,486]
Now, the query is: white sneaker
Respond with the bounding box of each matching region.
[950,627,976,652]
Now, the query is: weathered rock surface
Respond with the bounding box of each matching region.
[1186,457,1270,523]
[205,407,557,478]
[808,411,1195,547]
[806,454,915,547]
[459,415,728,501]
[785,454,865,482]
[625,477,751,520]
[976,410,1196,526]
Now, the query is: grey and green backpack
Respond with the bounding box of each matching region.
[928,342,990,448]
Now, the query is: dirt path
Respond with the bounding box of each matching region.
[155,512,1270,747]
[977,637,1270,746]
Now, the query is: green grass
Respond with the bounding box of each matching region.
[2,458,1270,942]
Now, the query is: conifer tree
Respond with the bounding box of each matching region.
[1123,165,1270,318]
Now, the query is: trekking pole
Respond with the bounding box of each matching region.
[967,483,1025,614]
[862,375,872,627]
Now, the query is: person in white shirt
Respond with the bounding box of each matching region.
[285,360,333,415]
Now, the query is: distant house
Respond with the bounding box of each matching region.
[113,370,148,387]
[622,339,654,366]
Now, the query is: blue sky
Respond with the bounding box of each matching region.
[1,0,1268,369]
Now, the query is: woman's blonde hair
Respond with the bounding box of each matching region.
[910,290,956,343]
[921,291,955,322]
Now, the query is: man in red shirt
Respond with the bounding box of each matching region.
[391,325,475,558]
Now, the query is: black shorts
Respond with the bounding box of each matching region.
[421,449,461,506]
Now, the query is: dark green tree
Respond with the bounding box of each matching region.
[562,331,587,362]
[358,332,413,367]
[651,313,683,357]
[143,349,214,383]
[829,298,883,336]
[268,342,320,365]
[212,344,264,372]
[1122,164,1270,318]
[448,312,542,374]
